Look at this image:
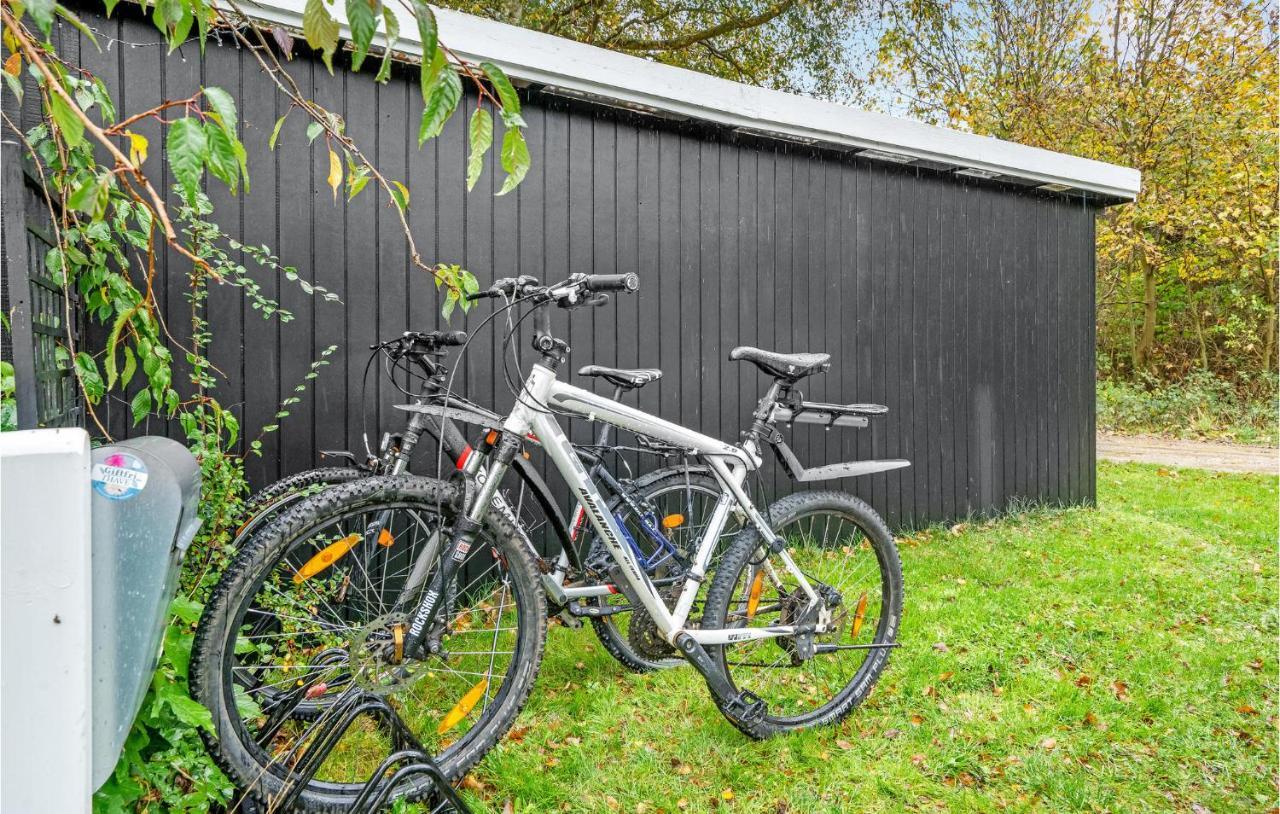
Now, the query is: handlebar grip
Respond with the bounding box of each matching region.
[465,289,497,302]
[582,273,639,293]
[431,330,468,347]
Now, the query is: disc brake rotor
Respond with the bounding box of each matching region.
[349,613,432,695]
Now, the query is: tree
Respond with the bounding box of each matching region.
[863,0,1278,385]
[438,0,860,94]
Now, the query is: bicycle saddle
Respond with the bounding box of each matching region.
[578,365,663,389]
[729,346,831,381]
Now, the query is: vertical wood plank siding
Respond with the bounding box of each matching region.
[52,8,1099,528]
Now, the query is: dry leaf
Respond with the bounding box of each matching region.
[835,738,853,750]
[910,714,924,726]
[1075,674,1093,687]
[1237,704,1259,716]
[938,671,954,682]
[1041,737,1057,750]
[502,801,515,814]
[506,725,531,743]
[883,728,902,739]
[722,788,735,801]
[933,642,950,653]
[1111,680,1131,701]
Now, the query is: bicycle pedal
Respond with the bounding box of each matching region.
[724,690,767,725]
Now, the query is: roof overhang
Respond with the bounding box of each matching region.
[237,1,1141,201]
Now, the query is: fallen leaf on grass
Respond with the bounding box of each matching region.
[1075,674,1093,687]
[1041,737,1058,751]
[502,801,515,814]
[1237,704,1259,716]
[909,714,924,726]
[506,725,531,743]
[835,739,853,750]
[460,775,488,793]
[933,642,950,653]
[883,728,902,739]
[1112,680,1131,701]
[722,788,735,801]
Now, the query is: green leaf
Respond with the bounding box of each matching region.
[497,126,530,196]
[27,0,55,38]
[466,106,492,192]
[74,352,104,402]
[205,123,240,192]
[375,6,398,83]
[103,307,130,389]
[68,171,109,218]
[169,595,203,624]
[480,61,525,128]
[413,1,437,69]
[417,64,460,145]
[389,180,409,212]
[302,0,340,72]
[166,116,207,204]
[48,93,84,148]
[130,387,151,424]
[201,85,238,135]
[345,154,371,199]
[346,0,376,72]
[120,345,136,387]
[306,121,324,144]
[417,41,445,103]
[55,5,99,51]
[268,113,288,150]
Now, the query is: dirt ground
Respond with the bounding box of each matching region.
[1097,432,1279,474]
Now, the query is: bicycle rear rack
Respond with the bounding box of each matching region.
[245,678,473,814]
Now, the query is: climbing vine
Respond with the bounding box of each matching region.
[1,0,533,806]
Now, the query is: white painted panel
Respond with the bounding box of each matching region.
[1,428,93,814]
[238,0,1140,199]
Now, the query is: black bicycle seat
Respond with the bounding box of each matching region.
[729,347,830,381]
[578,365,663,389]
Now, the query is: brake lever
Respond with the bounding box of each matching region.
[587,292,611,307]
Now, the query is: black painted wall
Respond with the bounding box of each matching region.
[46,6,1098,528]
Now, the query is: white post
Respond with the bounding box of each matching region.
[1,428,93,813]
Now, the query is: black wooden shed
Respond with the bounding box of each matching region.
[6,2,1139,528]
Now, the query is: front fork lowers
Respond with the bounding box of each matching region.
[398,432,520,660]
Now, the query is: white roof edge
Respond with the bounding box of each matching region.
[238,1,1141,200]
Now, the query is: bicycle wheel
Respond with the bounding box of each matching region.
[701,491,902,739]
[585,468,736,672]
[191,476,546,812]
[233,467,366,551]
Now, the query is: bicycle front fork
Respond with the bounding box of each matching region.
[398,431,520,658]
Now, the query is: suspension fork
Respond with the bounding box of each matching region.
[399,431,520,658]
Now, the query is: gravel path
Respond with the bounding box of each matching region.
[1097,432,1279,474]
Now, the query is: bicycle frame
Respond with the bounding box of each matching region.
[494,363,824,648]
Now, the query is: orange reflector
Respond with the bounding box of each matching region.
[437,678,489,735]
[661,513,685,529]
[392,624,404,663]
[292,534,360,583]
[851,592,869,639]
[377,528,394,547]
[484,430,499,446]
[746,571,765,619]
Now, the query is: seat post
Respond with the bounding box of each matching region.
[593,384,626,446]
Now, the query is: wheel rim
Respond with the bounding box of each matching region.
[222,499,528,792]
[716,507,894,723]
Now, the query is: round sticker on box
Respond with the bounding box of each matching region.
[92,452,150,500]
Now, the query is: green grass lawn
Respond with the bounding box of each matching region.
[439,462,1278,814]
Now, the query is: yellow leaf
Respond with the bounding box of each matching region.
[127,132,148,167]
[721,789,735,801]
[3,52,21,77]
[327,148,342,201]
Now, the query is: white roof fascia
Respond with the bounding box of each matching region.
[236,0,1141,200]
